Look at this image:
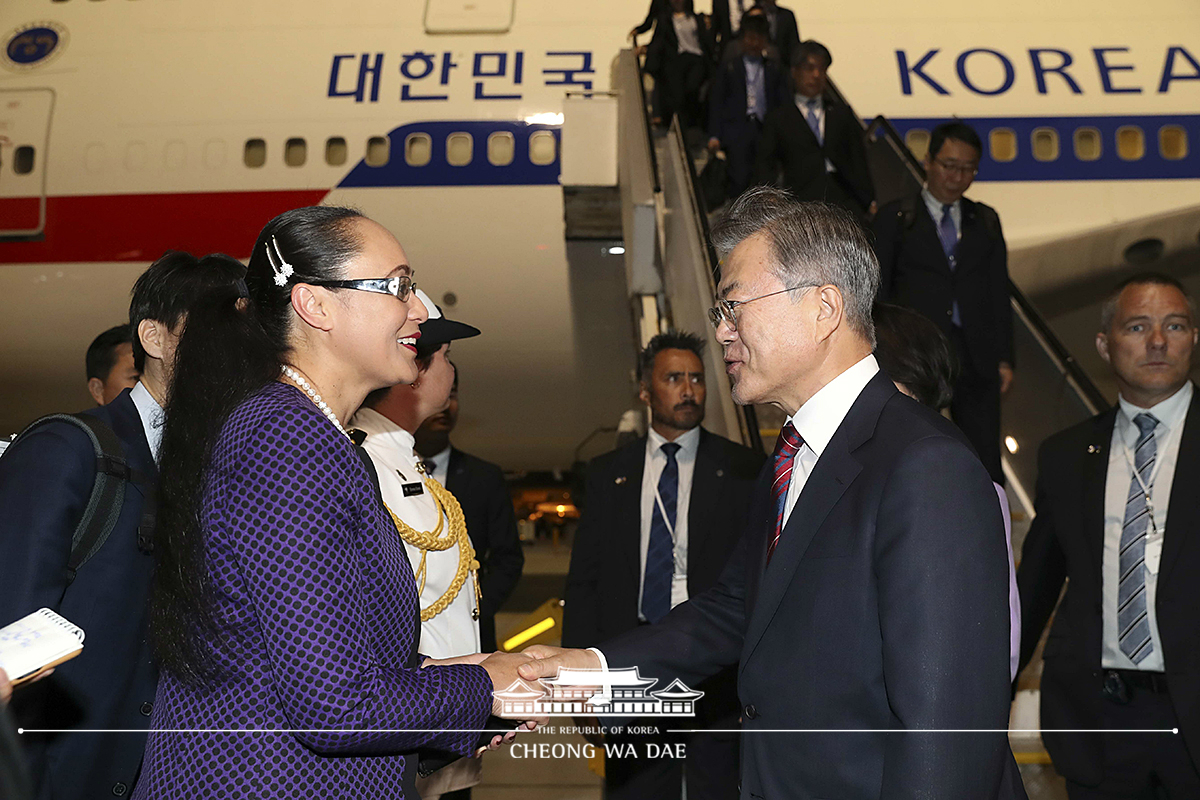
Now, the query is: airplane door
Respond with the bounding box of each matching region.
[0,88,55,239]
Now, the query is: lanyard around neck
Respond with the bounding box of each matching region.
[1119,415,1177,535]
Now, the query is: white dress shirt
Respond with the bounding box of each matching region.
[350,408,480,659]
[672,13,704,56]
[638,426,700,617]
[1101,381,1193,671]
[781,355,880,527]
[921,187,962,242]
[129,381,165,461]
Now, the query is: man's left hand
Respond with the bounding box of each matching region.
[999,362,1014,394]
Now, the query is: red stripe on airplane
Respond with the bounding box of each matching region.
[0,197,42,232]
[0,189,330,263]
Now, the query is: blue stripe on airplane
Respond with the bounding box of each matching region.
[887,114,1200,181]
[338,120,561,188]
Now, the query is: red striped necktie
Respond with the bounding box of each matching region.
[766,422,805,564]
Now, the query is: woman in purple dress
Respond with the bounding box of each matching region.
[135,207,531,799]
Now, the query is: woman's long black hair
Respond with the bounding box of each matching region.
[151,205,366,686]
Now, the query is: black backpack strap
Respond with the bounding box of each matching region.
[10,413,131,585]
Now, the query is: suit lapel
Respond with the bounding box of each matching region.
[687,430,722,575]
[1158,391,1200,590]
[1083,408,1118,577]
[740,374,890,670]
[615,439,648,585]
[446,447,467,494]
[955,199,988,274]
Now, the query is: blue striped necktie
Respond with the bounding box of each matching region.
[804,99,822,146]
[642,442,680,623]
[1119,412,1159,664]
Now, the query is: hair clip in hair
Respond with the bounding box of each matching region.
[234,277,250,299]
[266,236,295,287]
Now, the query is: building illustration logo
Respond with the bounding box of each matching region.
[496,667,704,717]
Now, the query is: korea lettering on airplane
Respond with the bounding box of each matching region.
[327,51,595,103]
[896,45,1200,95]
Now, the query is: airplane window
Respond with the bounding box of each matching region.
[529,130,556,166]
[285,138,307,167]
[1160,126,1188,160]
[325,137,348,166]
[487,131,515,166]
[405,133,432,167]
[989,129,1017,162]
[1117,126,1145,161]
[13,146,36,175]
[446,133,473,166]
[1032,128,1059,162]
[1074,128,1101,161]
[366,136,390,167]
[165,140,186,171]
[904,129,930,162]
[244,139,267,168]
[85,143,106,174]
[204,139,227,169]
[125,142,147,171]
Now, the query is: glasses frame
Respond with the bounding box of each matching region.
[708,284,819,330]
[932,157,979,177]
[308,276,416,302]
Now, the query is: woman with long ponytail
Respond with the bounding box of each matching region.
[136,207,533,799]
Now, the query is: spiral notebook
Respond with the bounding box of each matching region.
[0,608,85,685]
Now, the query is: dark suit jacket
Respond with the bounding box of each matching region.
[601,373,1025,799]
[754,95,875,215]
[562,429,763,725]
[444,446,524,652]
[0,389,158,800]
[707,51,789,145]
[1017,390,1200,785]
[644,8,716,78]
[873,193,1013,372]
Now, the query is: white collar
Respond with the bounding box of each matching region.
[795,92,822,108]
[129,381,164,460]
[921,186,960,214]
[350,407,416,456]
[786,354,880,457]
[648,424,701,458]
[424,444,452,469]
[1118,381,1193,434]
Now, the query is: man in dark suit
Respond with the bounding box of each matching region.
[747,0,799,73]
[706,16,789,199]
[84,325,139,406]
[872,120,1012,485]
[754,41,876,220]
[414,367,524,654]
[563,330,763,800]
[1018,274,1200,798]
[0,252,243,800]
[523,189,1024,799]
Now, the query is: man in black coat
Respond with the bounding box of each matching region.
[872,120,1012,485]
[531,191,1025,800]
[564,330,763,800]
[706,16,790,199]
[754,40,875,220]
[414,368,524,653]
[1018,274,1200,798]
[0,252,243,800]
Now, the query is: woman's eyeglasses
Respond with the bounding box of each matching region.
[309,275,416,302]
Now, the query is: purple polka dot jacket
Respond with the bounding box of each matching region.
[134,383,493,799]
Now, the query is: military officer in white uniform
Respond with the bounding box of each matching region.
[350,290,485,798]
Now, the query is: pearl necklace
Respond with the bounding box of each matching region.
[280,365,350,439]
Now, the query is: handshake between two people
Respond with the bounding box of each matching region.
[421,645,605,751]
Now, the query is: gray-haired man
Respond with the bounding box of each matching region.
[519,188,1025,799]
